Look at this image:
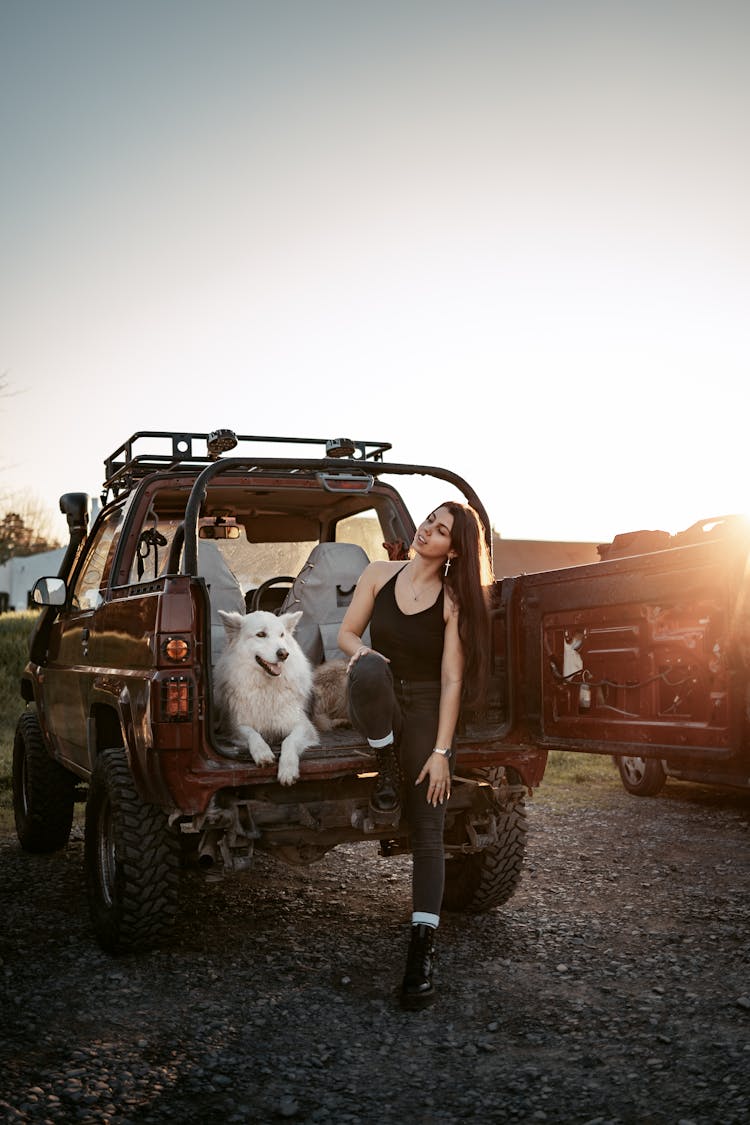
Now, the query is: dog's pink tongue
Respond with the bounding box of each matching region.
[265,662,283,676]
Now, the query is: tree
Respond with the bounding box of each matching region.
[0,494,62,564]
[0,378,62,562]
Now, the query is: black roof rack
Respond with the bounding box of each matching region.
[102,430,392,501]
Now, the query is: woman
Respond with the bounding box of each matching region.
[337,500,493,1009]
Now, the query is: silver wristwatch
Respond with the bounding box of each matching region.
[433,747,453,759]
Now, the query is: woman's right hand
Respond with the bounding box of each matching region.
[346,645,389,672]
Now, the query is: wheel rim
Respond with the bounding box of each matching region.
[96,796,118,909]
[620,756,646,786]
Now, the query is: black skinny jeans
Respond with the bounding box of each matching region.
[347,652,451,918]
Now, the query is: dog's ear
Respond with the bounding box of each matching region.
[218,610,245,636]
[280,609,303,634]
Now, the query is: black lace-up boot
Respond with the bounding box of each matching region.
[400,924,436,1009]
[369,744,401,818]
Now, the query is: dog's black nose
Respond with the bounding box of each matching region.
[277,649,288,662]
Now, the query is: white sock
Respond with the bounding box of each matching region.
[412,911,439,929]
[367,731,394,749]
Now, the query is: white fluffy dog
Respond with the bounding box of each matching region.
[213,609,319,785]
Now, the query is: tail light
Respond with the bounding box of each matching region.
[161,635,191,663]
[160,676,193,721]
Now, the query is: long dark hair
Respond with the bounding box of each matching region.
[440,500,493,708]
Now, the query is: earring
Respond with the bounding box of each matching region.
[444,557,452,577]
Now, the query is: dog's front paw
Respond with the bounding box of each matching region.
[276,755,300,786]
[251,746,276,767]
[239,726,275,766]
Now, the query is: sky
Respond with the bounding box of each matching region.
[1,0,748,546]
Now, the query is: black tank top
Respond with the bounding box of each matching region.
[370,567,445,681]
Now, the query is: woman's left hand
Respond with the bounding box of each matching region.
[416,752,451,807]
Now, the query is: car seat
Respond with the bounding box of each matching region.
[278,542,370,665]
[198,540,246,663]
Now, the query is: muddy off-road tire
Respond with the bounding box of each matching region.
[85,748,180,954]
[442,798,527,914]
[13,710,76,853]
[616,754,667,797]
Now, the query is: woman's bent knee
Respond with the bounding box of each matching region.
[347,652,397,740]
[348,654,394,714]
[349,651,392,691]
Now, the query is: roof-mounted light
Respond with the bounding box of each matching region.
[207,429,238,458]
[325,438,356,458]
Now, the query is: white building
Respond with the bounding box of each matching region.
[0,548,66,612]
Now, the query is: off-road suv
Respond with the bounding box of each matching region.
[14,430,541,953]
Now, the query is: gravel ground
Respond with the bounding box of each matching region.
[1,776,749,1125]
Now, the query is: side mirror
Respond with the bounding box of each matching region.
[32,577,67,607]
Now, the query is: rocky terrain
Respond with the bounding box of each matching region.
[1,774,749,1124]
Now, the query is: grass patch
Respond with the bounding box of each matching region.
[544,748,617,786]
[0,611,38,829]
[536,748,622,807]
